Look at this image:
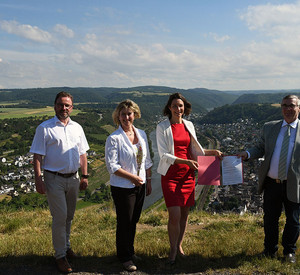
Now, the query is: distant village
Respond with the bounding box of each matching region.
[1,117,264,214]
[196,117,264,215]
[0,151,97,198]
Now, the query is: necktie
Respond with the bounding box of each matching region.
[278,125,291,180]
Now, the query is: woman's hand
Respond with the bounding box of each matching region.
[131,175,144,186]
[146,181,152,196]
[205,149,223,159]
[214,150,223,159]
[186,159,199,170]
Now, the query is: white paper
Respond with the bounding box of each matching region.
[221,156,243,185]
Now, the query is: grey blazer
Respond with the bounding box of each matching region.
[248,120,300,203]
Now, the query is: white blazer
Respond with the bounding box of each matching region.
[105,125,153,188]
[156,118,205,176]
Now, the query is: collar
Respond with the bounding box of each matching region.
[282,118,299,129]
[54,115,72,126]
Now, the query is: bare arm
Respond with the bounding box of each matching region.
[33,153,46,194]
[114,168,144,187]
[174,158,199,170]
[79,153,88,190]
[145,167,152,196]
[204,149,223,158]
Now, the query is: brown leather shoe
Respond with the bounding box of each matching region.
[56,257,72,273]
[66,248,78,259]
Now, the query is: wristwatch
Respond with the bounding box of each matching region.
[81,174,89,179]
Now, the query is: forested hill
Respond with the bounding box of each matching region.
[0,86,237,111]
[233,92,300,104]
[199,103,282,124]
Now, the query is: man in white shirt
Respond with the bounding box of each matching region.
[239,95,300,264]
[30,91,89,273]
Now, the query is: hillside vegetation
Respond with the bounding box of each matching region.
[233,92,300,105]
[200,103,282,124]
[0,206,298,274]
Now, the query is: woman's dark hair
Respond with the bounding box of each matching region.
[163,93,192,119]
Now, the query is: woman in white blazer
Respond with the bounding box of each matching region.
[156,93,222,264]
[105,99,152,272]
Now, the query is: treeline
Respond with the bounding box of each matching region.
[233,92,300,104]
[0,86,237,112]
[199,103,282,125]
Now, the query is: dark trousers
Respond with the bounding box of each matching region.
[263,177,300,255]
[111,185,145,263]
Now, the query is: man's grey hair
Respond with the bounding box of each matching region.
[282,94,300,106]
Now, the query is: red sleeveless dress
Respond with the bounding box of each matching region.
[161,123,195,208]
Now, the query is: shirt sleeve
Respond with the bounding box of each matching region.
[105,135,122,174]
[79,126,90,155]
[29,124,46,156]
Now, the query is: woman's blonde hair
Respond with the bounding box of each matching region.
[112,99,141,126]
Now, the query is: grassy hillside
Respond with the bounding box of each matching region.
[0,206,298,274]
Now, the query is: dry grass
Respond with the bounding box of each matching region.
[0,206,299,274]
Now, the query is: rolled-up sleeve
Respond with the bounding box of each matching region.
[105,136,121,174]
[156,123,176,165]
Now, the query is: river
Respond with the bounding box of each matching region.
[143,130,163,210]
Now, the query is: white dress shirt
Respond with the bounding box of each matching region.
[105,125,153,188]
[267,119,298,179]
[30,116,89,173]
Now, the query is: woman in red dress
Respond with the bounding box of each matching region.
[156,93,222,264]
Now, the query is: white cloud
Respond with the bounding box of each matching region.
[240,2,300,32]
[53,24,74,38]
[0,20,52,43]
[209,32,230,43]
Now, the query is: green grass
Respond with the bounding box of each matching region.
[0,207,299,274]
[0,107,81,119]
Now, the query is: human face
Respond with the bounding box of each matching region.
[119,107,135,130]
[169,99,184,121]
[281,97,300,124]
[54,96,73,121]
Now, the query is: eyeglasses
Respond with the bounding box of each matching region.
[281,104,299,109]
[56,103,73,109]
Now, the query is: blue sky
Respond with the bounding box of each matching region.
[1,0,300,90]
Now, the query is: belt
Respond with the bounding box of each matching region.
[266,176,286,184]
[44,170,77,178]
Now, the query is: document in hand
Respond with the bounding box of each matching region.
[197,156,221,185]
[197,155,243,185]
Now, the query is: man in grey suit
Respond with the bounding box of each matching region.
[239,94,300,264]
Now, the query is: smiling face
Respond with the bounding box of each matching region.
[54,96,73,121]
[281,97,300,124]
[169,98,184,122]
[119,107,135,130]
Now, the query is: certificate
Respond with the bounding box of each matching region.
[197,156,221,185]
[221,155,243,185]
[197,155,244,186]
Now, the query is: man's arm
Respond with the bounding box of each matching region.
[79,153,88,190]
[33,153,46,194]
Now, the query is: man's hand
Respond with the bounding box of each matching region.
[35,177,46,194]
[237,151,248,161]
[80,178,88,191]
